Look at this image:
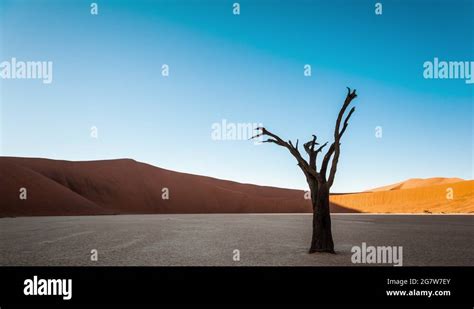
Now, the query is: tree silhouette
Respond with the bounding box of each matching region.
[251,87,358,253]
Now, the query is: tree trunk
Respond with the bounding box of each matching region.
[309,183,335,253]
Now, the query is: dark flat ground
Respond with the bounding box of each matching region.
[0,214,472,266]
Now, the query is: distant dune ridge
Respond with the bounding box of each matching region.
[366,177,465,192]
[0,157,472,217]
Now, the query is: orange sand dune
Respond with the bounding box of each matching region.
[332,180,473,213]
[367,177,465,192]
[1,157,472,216]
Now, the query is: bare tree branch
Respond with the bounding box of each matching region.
[339,106,356,137]
[251,127,320,181]
[304,135,317,157]
[304,134,324,170]
[315,142,328,154]
[314,142,328,169]
[323,87,357,187]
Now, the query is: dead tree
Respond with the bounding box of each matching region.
[251,87,358,253]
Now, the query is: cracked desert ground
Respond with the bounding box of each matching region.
[0,214,472,266]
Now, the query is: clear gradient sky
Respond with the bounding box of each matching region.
[0,0,473,192]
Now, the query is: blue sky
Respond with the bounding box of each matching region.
[0,0,473,192]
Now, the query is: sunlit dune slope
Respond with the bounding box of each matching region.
[331,179,473,213]
[367,177,465,192]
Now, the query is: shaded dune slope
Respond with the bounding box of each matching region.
[0,157,356,216]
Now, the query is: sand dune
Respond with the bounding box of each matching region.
[367,177,465,192]
[0,157,472,216]
[0,157,356,216]
[333,179,473,213]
